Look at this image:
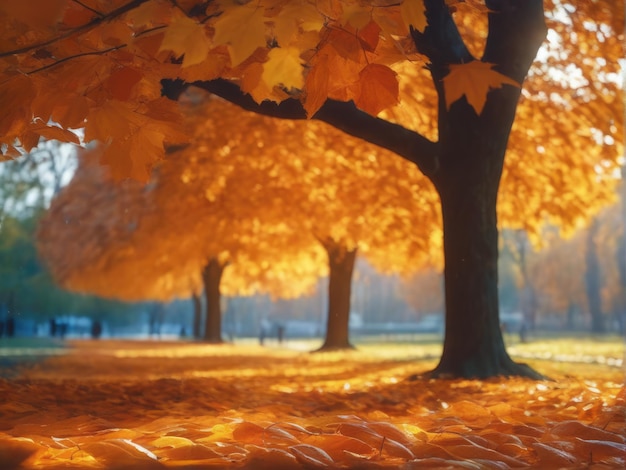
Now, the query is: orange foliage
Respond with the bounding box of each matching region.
[0,0,619,255]
[37,92,443,301]
[0,340,623,469]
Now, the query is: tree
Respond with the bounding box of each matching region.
[2,1,622,377]
[37,151,326,342]
[39,93,440,348]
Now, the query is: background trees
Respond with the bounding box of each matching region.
[2,0,623,377]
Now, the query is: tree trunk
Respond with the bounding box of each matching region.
[585,218,605,333]
[192,292,202,339]
[202,258,226,343]
[316,239,357,351]
[408,0,546,379]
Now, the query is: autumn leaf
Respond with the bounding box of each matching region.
[341,3,372,30]
[355,63,399,115]
[105,67,144,101]
[262,47,304,93]
[303,53,331,117]
[158,12,210,67]
[212,1,267,66]
[0,75,35,141]
[401,0,427,33]
[31,89,89,130]
[442,61,520,114]
[25,120,80,146]
[0,0,64,29]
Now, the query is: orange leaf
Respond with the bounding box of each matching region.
[212,1,267,66]
[289,443,335,467]
[442,61,520,114]
[303,53,330,117]
[355,63,399,115]
[28,121,80,145]
[159,12,210,67]
[0,75,35,139]
[401,0,427,33]
[326,28,363,62]
[105,67,144,101]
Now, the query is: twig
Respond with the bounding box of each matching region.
[0,0,150,57]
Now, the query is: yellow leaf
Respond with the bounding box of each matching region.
[159,12,210,67]
[442,61,520,114]
[262,47,304,92]
[341,3,372,30]
[401,0,427,33]
[213,1,267,66]
[270,1,324,48]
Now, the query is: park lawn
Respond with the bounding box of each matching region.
[0,338,624,469]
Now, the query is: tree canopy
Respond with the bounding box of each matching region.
[2,0,623,378]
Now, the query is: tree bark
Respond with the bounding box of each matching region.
[585,218,605,333]
[192,292,202,339]
[202,258,226,343]
[316,239,357,351]
[413,0,546,378]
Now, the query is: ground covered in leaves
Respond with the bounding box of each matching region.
[0,338,624,469]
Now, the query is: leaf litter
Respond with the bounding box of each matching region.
[0,340,623,469]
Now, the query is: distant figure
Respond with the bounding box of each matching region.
[259,327,266,345]
[277,324,285,344]
[519,322,528,343]
[6,316,15,337]
[49,318,57,337]
[259,319,270,345]
[0,320,4,338]
[91,320,102,339]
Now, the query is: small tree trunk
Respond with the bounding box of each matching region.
[202,258,226,343]
[316,239,357,351]
[585,218,605,333]
[192,292,202,339]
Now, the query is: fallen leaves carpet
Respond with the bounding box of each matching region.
[0,339,624,469]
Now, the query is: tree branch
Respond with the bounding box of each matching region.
[0,0,151,57]
[483,0,547,83]
[410,0,474,79]
[161,78,440,177]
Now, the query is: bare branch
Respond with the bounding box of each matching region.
[161,78,441,177]
[25,45,126,75]
[71,0,105,17]
[0,0,151,57]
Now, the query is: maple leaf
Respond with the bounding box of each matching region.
[24,120,81,147]
[159,12,211,67]
[401,0,427,33]
[212,1,267,66]
[105,66,144,101]
[0,75,35,141]
[355,64,399,116]
[341,3,372,30]
[442,61,520,114]
[31,89,89,130]
[262,47,304,93]
[303,54,331,117]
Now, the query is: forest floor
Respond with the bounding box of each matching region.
[0,336,624,469]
